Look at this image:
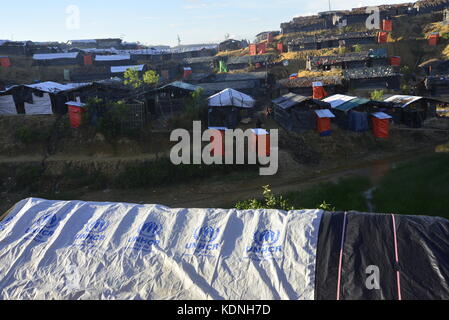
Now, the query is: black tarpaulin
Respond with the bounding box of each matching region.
[315,211,449,300]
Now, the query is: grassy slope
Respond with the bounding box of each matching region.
[373,153,449,218]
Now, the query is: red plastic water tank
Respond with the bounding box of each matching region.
[390,56,401,67]
[209,127,227,157]
[84,55,93,66]
[372,118,390,138]
[67,102,86,128]
[382,20,393,32]
[428,34,440,46]
[378,32,388,44]
[277,42,284,53]
[249,44,257,56]
[0,57,11,68]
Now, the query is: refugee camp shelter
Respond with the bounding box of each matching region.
[344,66,401,90]
[208,89,256,129]
[182,56,219,73]
[0,81,89,115]
[94,54,134,66]
[186,72,272,96]
[147,81,201,118]
[33,52,83,66]
[272,93,332,133]
[110,64,147,77]
[383,95,438,128]
[277,76,344,97]
[2,198,449,300]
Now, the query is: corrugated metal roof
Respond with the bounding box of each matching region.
[159,81,201,91]
[335,98,370,112]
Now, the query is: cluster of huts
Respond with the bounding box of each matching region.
[272,91,445,138]
[280,0,449,35]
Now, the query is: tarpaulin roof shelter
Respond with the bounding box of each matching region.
[111,65,146,74]
[33,52,79,60]
[208,88,256,109]
[95,55,131,61]
[1,198,448,300]
[323,94,357,108]
[335,97,370,112]
[383,95,424,108]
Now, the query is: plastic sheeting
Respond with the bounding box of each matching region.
[0,95,17,114]
[24,93,53,115]
[315,211,449,300]
[0,198,323,300]
[208,89,255,109]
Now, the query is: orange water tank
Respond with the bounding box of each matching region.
[249,44,257,56]
[277,42,284,53]
[66,102,86,128]
[0,57,11,68]
[84,55,93,66]
[382,20,393,32]
[378,32,388,43]
[209,127,227,157]
[428,33,440,46]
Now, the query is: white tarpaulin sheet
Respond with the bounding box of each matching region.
[95,55,131,61]
[0,95,17,114]
[383,95,423,108]
[33,53,79,60]
[323,94,357,109]
[24,93,53,115]
[208,89,256,109]
[0,198,323,300]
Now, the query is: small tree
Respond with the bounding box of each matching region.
[124,69,143,88]
[371,90,384,101]
[353,44,362,53]
[143,70,160,87]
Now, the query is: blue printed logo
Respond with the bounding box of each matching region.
[253,230,280,246]
[194,226,220,243]
[74,218,110,249]
[139,221,162,237]
[85,219,109,233]
[128,221,163,253]
[185,226,221,256]
[25,214,61,243]
[246,229,283,261]
[0,217,13,231]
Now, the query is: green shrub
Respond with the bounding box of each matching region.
[15,126,50,144]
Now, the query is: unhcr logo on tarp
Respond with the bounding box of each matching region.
[170,121,279,176]
[73,218,110,250]
[128,221,163,253]
[245,229,283,261]
[185,225,221,257]
[24,213,61,243]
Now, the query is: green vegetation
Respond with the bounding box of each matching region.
[114,157,258,189]
[236,185,295,211]
[234,154,449,218]
[14,125,51,144]
[170,88,208,129]
[124,69,160,88]
[373,154,449,218]
[236,177,370,211]
[370,90,384,101]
